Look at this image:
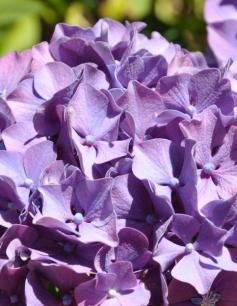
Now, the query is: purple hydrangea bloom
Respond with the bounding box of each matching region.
[94,227,152,272]
[180,108,237,208]
[205,0,237,92]
[153,216,237,294]
[0,16,236,306]
[205,0,237,63]
[168,271,237,305]
[75,261,151,306]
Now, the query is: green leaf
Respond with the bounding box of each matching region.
[155,0,184,25]
[194,0,204,18]
[65,2,92,27]
[45,0,68,18]
[0,0,56,26]
[99,0,127,20]
[126,0,152,19]
[99,0,152,20]
[0,15,41,56]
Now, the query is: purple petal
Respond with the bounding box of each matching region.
[34,62,76,100]
[69,84,120,139]
[23,141,56,187]
[0,151,26,186]
[153,238,185,272]
[171,251,220,295]
[132,138,183,185]
[31,42,54,72]
[95,139,130,164]
[0,50,31,97]
[118,81,164,140]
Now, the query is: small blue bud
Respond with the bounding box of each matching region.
[146,214,157,225]
[24,177,34,188]
[85,134,94,146]
[63,243,74,253]
[108,289,118,298]
[187,105,196,115]
[203,163,215,174]
[185,243,194,254]
[73,212,84,225]
[62,294,73,306]
[169,177,180,187]
[10,295,19,304]
[0,88,7,99]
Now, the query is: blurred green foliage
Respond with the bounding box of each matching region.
[0,0,206,56]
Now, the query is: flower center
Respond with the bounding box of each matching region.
[63,243,74,253]
[108,288,118,298]
[24,177,34,188]
[145,214,157,224]
[203,163,215,175]
[10,295,19,304]
[187,105,196,115]
[62,294,73,306]
[185,243,194,254]
[0,88,7,99]
[85,134,94,146]
[201,291,220,306]
[73,212,84,225]
[144,134,152,141]
[20,251,30,262]
[169,177,180,187]
[191,292,220,305]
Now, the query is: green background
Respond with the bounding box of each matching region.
[0,0,206,56]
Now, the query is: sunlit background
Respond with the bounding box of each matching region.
[0,0,206,56]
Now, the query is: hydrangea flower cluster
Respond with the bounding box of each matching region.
[205,0,237,92]
[0,17,237,306]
